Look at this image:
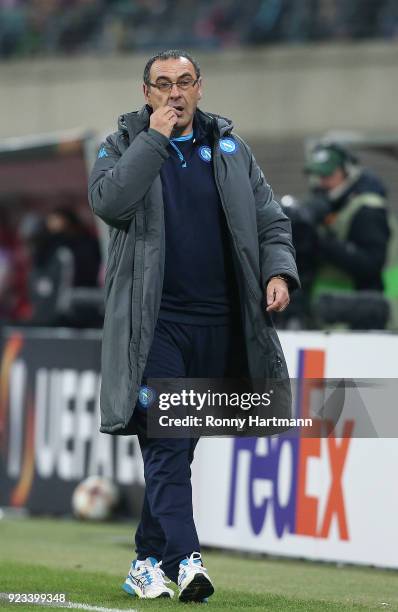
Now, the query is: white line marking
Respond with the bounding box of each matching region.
[0,594,137,612]
[68,604,138,612]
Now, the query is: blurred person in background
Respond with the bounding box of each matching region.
[0,205,30,322]
[335,0,389,39]
[55,0,105,53]
[0,0,27,58]
[27,206,101,326]
[378,0,398,38]
[283,143,397,330]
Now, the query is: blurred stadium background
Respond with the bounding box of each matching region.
[1,1,398,610]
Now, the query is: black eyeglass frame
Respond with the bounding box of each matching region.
[147,78,200,91]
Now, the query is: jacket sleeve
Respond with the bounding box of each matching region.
[319,207,390,282]
[248,150,300,291]
[88,128,169,228]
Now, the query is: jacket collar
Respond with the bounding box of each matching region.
[118,105,233,143]
[117,105,150,141]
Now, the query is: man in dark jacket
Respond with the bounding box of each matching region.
[88,49,299,602]
[303,143,391,328]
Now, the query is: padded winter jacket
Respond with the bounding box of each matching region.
[88,105,299,434]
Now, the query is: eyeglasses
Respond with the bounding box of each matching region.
[148,77,199,92]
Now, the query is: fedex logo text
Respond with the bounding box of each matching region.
[227,348,352,542]
[227,433,351,541]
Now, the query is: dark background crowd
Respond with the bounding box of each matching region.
[0,201,102,326]
[1,140,396,332]
[1,0,398,59]
[1,1,397,331]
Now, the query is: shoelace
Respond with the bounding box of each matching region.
[181,552,208,576]
[140,560,171,588]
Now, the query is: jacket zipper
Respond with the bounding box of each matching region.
[130,211,145,356]
[213,143,261,303]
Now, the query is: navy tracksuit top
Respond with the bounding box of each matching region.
[159,131,238,325]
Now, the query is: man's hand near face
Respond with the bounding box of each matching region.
[149,105,178,138]
[266,277,290,313]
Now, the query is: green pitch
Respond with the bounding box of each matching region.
[0,517,396,611]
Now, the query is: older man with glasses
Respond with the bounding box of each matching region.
[89,49,299,603]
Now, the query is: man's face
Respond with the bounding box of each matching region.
[317,167,346,192]
[46,213,68,234]
[143,57,202,135]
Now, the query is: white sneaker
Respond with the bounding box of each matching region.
[178,552,214,602]
[122,556,174,599]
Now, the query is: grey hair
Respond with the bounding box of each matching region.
[143,49,201,85]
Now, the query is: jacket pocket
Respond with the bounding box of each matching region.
[104,230,127,299]
[272,355,285,378]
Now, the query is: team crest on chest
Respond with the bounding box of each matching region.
[198,145,212,163]
[219,138,238,154]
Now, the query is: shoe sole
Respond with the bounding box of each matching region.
[179,573,214,603]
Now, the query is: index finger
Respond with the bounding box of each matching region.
[159,97,172,108]
[266,287,287,310]
[158,104,177,116]
[266,286,276,307]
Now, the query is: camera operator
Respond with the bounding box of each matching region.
[283,143,396,330]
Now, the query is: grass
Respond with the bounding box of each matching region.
[0,517,397,611]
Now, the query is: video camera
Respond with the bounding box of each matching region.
[279,193,332,290]
[280,192,332,228]
[315,291,390,330]
[279,195,390,331]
